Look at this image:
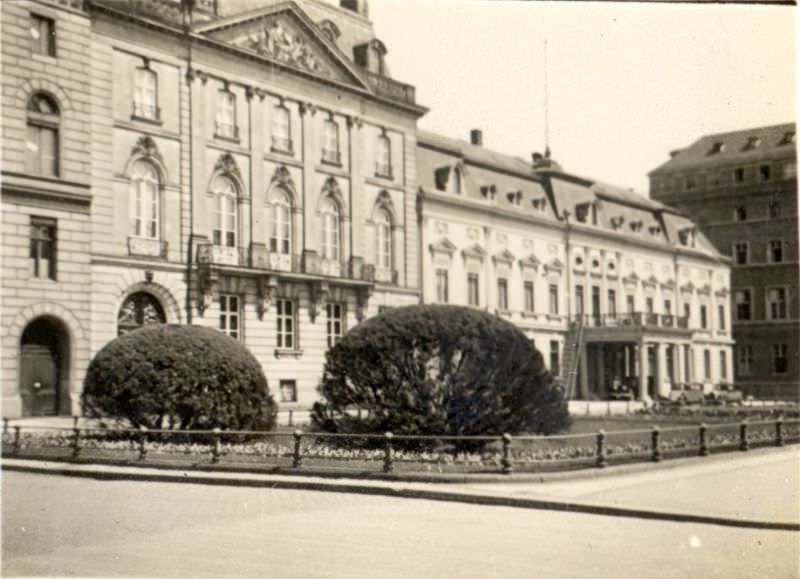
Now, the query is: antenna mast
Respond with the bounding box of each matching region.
[544,38,550,156]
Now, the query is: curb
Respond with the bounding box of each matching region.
[4,458,798,533]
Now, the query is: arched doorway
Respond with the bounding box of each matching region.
[117,291,166,335]
[20,316,70,417]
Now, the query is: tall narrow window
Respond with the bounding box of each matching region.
[212,176,237,248]
[280,380,297,403]
[272,105,292,153]
[683,303,691,326]
[497,278,508,311]
[133,66,158,120]
[607,289,616,316]
[25,93,59,177]
[626,294,635,314]
[646,297,654,314]
[216,90,237,139]
[269,189,291,254]
[574,285,584,316]
[703,349,711,380]
[467,273,480,307]
[768,240,784,263]
[130,161,160,239]
[436,269,449,303]
[700,304,708,329]
[734,206,747,221]
[549,284,559,315]
[322,119,340,164]
[769,201,781,219]
[549,340,560,375]
[30,14,55,56]
[663,299,672,314]
[720,351,727,380]
[734,242,748,265]
[375,209,392,271]
[524,281,535,313]
[276,299,295,349]
[759,164,771,182]
[452,168,462,194]
[219,294,240,339]
[375,134,392,178]
[735,289,752,320]
[30,217,56,280]
[767,287,787,320]
[321,197,340,260]
[718,305,726,331]
[773,344,788,374]
[737,345,753,376]
[326,303,343,347]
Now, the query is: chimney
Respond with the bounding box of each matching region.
[470,129,483,147]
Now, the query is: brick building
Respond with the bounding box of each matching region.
[649,123,798,398]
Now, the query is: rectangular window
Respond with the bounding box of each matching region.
[524,281,535,313]
[734,167,745,183]
[326,303,343,348]
[272,106,292,152]
[683,303,691,325]
[645,297,654,314]
[607,289,616,316]
[734,206,747,221]
[735,289,752,321]
[718,305,725,331]
[769,201,781,219]
[30,14,55,56]
[30,217,56,280]
[25,122,58,177]
[574,285,584,316]
[215,91,237,139]
[467,273,479,307]
[497,278,508,310]
[436,269,449,303]
[767,287,787,320]
[759,164,771,182]
[773,344,788,374]
[663,299,672,314]
[734,242,748,265]
[703,349,711,380]
[768,240,784,263]
[219,294,240,339]
[375,134,392,178]
[322,119,340,164]
[549,340,560,375]
[720,351,727,380]
[737,345,753,377]
[549,284,559,315]
[626,294,635,314]
[133,67,158,120]
[276,299,295,349]
[279,380,297,403]
[700,304,708,329]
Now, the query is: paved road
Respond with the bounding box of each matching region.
[4,471,798,579]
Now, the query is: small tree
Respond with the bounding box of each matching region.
[82,324,276,431]
[312,305,570,447]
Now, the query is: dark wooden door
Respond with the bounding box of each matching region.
[20,343,59,416]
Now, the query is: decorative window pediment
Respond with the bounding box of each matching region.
[697,283,712,296]
[642,275,659,288]
[462,243,486,260]
[214,152,244,192]
[492,248,515,265]
[543,258,564,274]
[519,254,541,270]
[622,272,640,286]
[680,281,696,293]
[661,279,676,291]
[429,238,457,255]
[270,165,297,199]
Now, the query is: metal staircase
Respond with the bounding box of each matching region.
[560,318,585,399]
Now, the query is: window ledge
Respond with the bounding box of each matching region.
[546,314,563,322]
[275,349,303,359]
[131,114,163,127]
[214,132,241,145]
[522,312,537,319]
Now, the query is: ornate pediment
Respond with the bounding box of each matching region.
[680,281,695,293]
[519,254,541,270]
[131,135,164,167]
[697,283,712,296]
[461,243,486,260]
[270,165,295,190]
[543,258,564,274]
[642,275,659,288]
[492,249,515,265]
[622,272,640,285]
[200,7,368,88]
[214,152,243,184]
[429,238,457,255]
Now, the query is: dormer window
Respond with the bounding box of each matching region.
[679,227,696,247]
[629,220,643,233]
[480,185,496,200]
[506,190,522,205]
[531,197,547,212]
[708,141,725,155]
[743,136,760,151]
[649,225,662,237]
[318,19,341,43]
[610,216,625,230]
[779,131,795,146]
[575,202,592,224]
[354,39,387,76]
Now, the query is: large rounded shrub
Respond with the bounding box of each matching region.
[312,305,570,445]
[82,324,276,431]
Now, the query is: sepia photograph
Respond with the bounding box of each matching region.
[1,0,797,577]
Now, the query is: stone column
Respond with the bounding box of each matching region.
[579,343,589,399]
[347,116,362,263]
[638,340,648,401]
[655,343,666,398]
[676,343,684,386]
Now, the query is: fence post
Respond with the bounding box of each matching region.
[775,417,784,447]
[595,430,607,468]
[739,420,749,451]
[138,426,148,460]
[212,428,222,463]
[288,409,293,427]
[651,426,662,462]
[292,430,303,468]
[13,426,21,455]
[383,431,394,473]
[501,433,513,474]
[71,426,82,459]
[699,423,708,456]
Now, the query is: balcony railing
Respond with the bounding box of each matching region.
[575,313,690,330]
[196,243,246,267]
[128,236,167,258]
[373,267,399,285]
[361,69,416,106]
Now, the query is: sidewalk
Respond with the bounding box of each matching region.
[4,445,798,532]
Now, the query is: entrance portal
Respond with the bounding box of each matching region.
[20,316,70,416]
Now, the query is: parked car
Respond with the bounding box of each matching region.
[668,383,705,404]
[706,383,743,405]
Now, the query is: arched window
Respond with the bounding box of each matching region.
[25,93,59,177]
[117,292,166,335]
[375,208,392,270]
[130,161,160,239]
[321,197,340,260]
[375,134,392,178]
[269,188,292,254]
[212,176,238,248]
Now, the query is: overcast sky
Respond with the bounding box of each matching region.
[367,1,796,195]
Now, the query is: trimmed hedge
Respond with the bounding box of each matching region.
[312,305,570,448]
[82,324,276,431]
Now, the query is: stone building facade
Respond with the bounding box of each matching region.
[649,124,798,398]
[1,0,734,417]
